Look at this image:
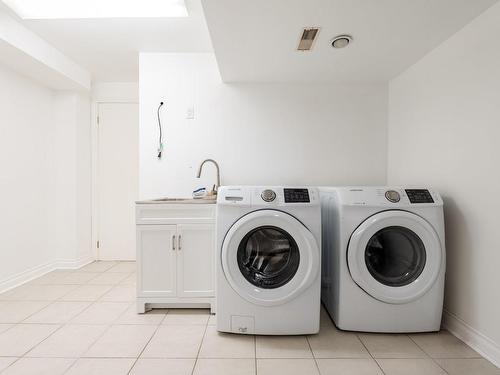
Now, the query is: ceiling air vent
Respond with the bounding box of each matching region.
[297,27,320,51]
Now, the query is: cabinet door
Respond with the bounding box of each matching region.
[176,224,215,297]
[137,225,177,297]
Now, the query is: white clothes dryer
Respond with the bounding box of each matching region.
[320,187,446,333]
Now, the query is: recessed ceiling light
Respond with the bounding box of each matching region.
[331,35,352,49]
[2,0,188,19]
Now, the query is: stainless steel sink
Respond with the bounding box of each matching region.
[136,197,216,204]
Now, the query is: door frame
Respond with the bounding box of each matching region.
[91,100,139,260]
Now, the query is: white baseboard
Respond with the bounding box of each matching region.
[443,309,500,368]
[0,255,95,294]
[0,261,56,294]
[55,255,94,270]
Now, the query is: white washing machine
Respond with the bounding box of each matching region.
[320,187,446,333]
[216,186,321,335]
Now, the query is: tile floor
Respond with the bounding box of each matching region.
[0,261,498,374]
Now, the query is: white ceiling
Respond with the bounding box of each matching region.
[2,0,212,82]
[202,0,499,83]
[2,0,498,83]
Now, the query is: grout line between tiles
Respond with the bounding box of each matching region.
[306,334,321,375]
[355,332,387,375]
[189,318,210,375]
[126,322,164,375]
[407,334,452,375]
[254,334,257,375]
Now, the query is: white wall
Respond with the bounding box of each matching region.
[0,63,92,291]
[50,92,92,265]
[388,2,500,364]
[0,63,55,287]
[91,82,138,103]
[139,53,388,199]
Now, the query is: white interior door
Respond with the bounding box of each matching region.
[97,103,139,260]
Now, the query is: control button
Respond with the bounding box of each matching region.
[385,190,400,203]
[261,189,276,202]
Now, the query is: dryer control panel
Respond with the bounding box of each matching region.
[332,186,442,207]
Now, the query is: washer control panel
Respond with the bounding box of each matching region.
[284,188,310,203]
[261,189,277,202]
[405,189,434,204]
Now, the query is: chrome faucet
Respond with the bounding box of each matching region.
[196,159,220,194]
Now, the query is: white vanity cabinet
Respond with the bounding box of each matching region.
[136,202,216,313]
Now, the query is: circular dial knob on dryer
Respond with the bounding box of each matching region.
[261,189,277,202]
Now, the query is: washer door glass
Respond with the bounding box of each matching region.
[365,226,426,287]
[237,226,300,289]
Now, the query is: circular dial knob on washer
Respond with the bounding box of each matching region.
[385,190,401,203]
[261,189,277,202]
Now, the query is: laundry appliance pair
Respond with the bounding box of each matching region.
[215,186,445,335]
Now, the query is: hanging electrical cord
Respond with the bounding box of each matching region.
[157,101,164,159]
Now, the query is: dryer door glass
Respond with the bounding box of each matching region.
[365,226,426,287]
[237,226,300,289]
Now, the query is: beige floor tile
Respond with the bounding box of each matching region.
[107,262,137,273]
[162,309,210,325]
[1,357,74,375]
[207,314,216,326]
[23,301,91,324]
[54,272,100,284]
[0,357,17,372]
[317,358,384,375]
[307,326,370,358]
[358,333,427,358]
[88,272,131,285]
[84,324,157,358]
[65,358,135,375]
[0,324,60,356]
[193,358,255,375]
[1,284,77,301]
[257,358,319,375]
[27,324,107,357]
[435,358,500,375]
[79,261,118,273]
[142,325,205,358]
[71,302,131,324]
[377,358,447,375]
[99,285,136,302]
[29,271,73,285]
[60,285,113,301]
[130,359,195,375]
[256,336,312,358]
[119,273,137,286]
[0,301,49,323]
[410,331,480,358]
[199,326,255,359]
[115,305,166,325]
[0,324,13,334]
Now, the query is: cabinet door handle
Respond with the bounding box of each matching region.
[178,234,182,250]
[172,235,176,250]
